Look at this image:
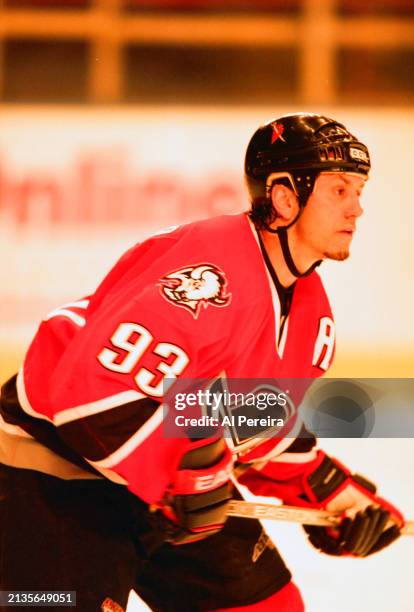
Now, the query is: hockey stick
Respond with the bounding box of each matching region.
[227,500,414,535]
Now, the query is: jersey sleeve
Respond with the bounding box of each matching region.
[56,313,228,501]
[17,231,237,503]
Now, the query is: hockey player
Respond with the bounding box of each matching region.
[0,114,404,612]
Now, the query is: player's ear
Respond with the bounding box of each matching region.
[270,184,299,227]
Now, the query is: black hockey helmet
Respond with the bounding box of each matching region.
[245,113,371,228]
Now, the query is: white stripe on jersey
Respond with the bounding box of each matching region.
[54,390,147,426]
[246,218,288,358]
[46,299,89,312]
[44,308,86,327]
[43,299,90,327]
[17,367,54,422]
[89,404,164,469]
[18,368,147,427]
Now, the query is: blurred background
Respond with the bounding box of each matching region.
[1,0,413,381]
[0,2,413,610]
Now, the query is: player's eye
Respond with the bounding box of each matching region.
[334,187,346,196]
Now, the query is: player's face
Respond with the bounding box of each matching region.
[294,172,366,261]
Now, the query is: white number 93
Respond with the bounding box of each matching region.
[97,322,189,397]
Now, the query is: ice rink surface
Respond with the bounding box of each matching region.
[126,438,414,612]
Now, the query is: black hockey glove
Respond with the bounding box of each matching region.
[302,455,404,557]
[239,450,404,558]
[304,505,401,557]
[152,437,233,545]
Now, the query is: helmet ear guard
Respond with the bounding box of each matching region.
[265,170,320,211]
[265,172,299,197]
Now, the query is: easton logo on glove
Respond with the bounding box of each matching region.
[154,437,234,545]
[173,461,233,493]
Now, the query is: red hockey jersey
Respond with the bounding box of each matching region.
[0,213,335,503]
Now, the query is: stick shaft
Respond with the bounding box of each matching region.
[227,500,414,535]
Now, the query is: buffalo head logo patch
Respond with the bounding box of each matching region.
[159,263,231,319]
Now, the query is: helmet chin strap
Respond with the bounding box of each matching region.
[263,178,323,278]
[265,219,322,278]
[277,226,321,277]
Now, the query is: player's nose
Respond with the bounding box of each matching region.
[346,195,364,218]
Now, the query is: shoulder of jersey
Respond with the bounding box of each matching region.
[154,213,248,240]
[151,213,268,317]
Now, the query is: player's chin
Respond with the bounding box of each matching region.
[323,235,353,261]
[323,249,350,261]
